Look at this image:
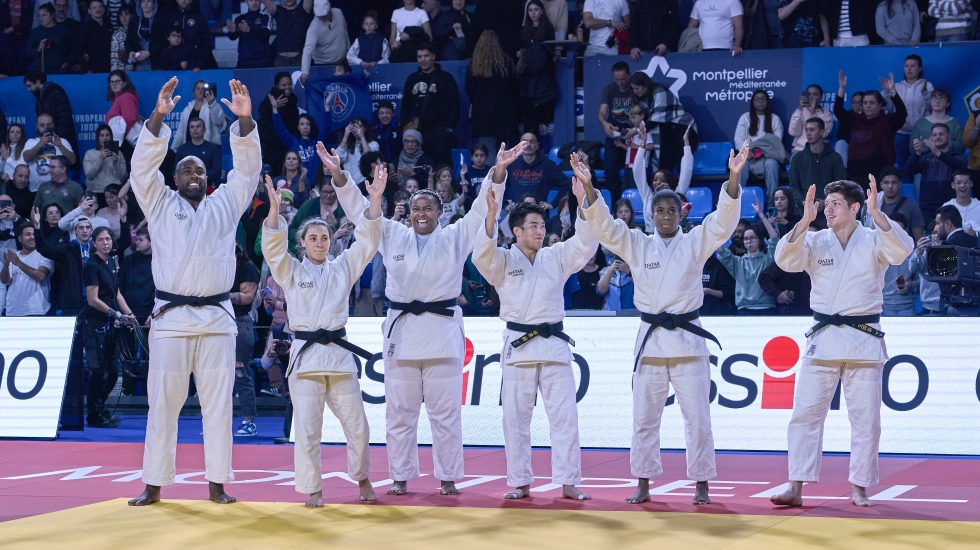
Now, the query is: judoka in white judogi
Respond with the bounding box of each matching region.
[320,142,526,496]
[261,167,386,507]
[472,174,598,501]
[770,178,914,508]
[578,144,749,505]
[128,79,261,506]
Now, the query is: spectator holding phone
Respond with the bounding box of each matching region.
[171,81,226,153]
[597,254,635,310]
[59,193,110,233]
[83,124,128,198]
[582,0,630,56]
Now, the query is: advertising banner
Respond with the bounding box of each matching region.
[319,316,980,456]
[0,317,76,439]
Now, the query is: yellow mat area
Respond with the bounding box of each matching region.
[1,499,978,549]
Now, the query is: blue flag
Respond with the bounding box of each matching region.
[305,73,374,137]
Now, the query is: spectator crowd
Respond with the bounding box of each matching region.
[2,0,980,431]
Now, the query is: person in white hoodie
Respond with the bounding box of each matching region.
[324,139,526,497]
[261,165,385,508]
[127,78,261,507]
[170,81,226,152]
[943,170,980,233]
[473,159,598,501]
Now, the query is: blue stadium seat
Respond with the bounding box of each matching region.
[693,142,733,177]
[686,188,712,222]
[741,187,765,221]
[546,188,558,205]
[600,188,612,210]
[900,183,916,202]
[593,146,606,180]
[548,146,560,164]
[621,188,644,225]
[451,148,470,179]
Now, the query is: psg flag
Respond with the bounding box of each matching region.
[305,73,375,136]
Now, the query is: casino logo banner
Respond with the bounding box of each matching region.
[322,317,980,456]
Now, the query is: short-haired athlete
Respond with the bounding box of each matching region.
[770,177,914,507]
[472,161,599,501]
[576,138,751,505]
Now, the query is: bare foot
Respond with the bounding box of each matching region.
[503,485,530,499]
[359,479,377,501]
[852,485,875,507]
[305,491,324,508]
[209,481,237,504]
[562,485,591,500]
[127,484,161,506]
[626,478,650,504]
[693,481,711,505]
[440,480,459,495]
[770,481,804,507]
[387,480,407,496]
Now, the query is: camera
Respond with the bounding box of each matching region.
[272,340,292,355]
[0,199,11,209]
[924,245,980,315]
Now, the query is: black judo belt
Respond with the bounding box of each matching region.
[506,321,574,348]
[634,311,721,371]
[806,313,884,339]
[386,298,458,338]
[294,328,375,361]
[153,290,234,321]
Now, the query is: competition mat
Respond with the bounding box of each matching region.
[1,433,979,548]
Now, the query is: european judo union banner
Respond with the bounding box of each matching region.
[305,73,374,135]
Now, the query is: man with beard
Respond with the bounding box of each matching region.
[127,78,261,507]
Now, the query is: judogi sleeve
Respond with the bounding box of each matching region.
[452,169,506,254]
[874,218,915,265]
[341,209,383,288]
[555,206,599,278]
[471,217,508,288]
[775,228,812,273]
[694,181,742,264]
[261,215,299,292]
[129,124,173,215]
[211,120,263,218]
[580,193,636,267]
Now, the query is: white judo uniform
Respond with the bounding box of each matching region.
[774,219,914,487]
[130,121,262,487]
[472,210,598,488]
[581,187,741,481]
[334,170,504,483]
[261,212,381,495]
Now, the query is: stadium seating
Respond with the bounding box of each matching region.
[686,187,712,222]
[693,142,733,178]
[741,187,765,221]
[621,188,644,225]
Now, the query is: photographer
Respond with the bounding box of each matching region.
[82,226,136,428]
[83,125,128,200]
[170,81,226,153]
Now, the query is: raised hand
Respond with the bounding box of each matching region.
[31,206,41,228]
[367,163,387,198]
[728,140,750,174]
[752,195,764,215]
[155,77,181,115]
[802,184,819,225]
[682,121,692,146]
[572,175,586,204]
[487,188,499,220]
[495,140,528,168]
[267,93,279,114]
[866,174,881,217]
[459,162,468,180]
[316,141,342,176]
[221,79,252,119]
[880,72,896,95]
[263,175,280,228]
[838,70,847,91]
[569,152,592,187]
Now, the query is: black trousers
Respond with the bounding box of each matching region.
[83,316,119,421]
[604,137,627,202]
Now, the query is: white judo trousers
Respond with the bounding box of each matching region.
[788,358,883,488]
[502,362,582,488]
[631,356,717,481]
[290,372,371,494]
[384,357,464,482]
[142,330,236,486]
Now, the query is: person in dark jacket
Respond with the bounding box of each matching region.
[25,3,71,73]
[262,0,313,67]
[935,204,977,247]
[701,254,736,315]
[124,0,169,70]
[372,100,401,163]
[160,27,196,70]
[788,117,847,203]
[0,0,34,75]
[72,0,114,73]
[758,258,812,315]
[465,30,518,164]
[227,0,273,69]
[627,0,680,59]
[400,44,460,167]
[518,0,557,136]
[117,225,154,395]
[258,72,300,174]
[428,0,470,61]
[505,131,570,209]
[167,0,216,69]
[23,71,79,168]
[31,205,83,314]
[826,0,879,45]
[836,71,906,189]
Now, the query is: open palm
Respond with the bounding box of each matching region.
[221,80,252,119]
[155,77,181,115]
